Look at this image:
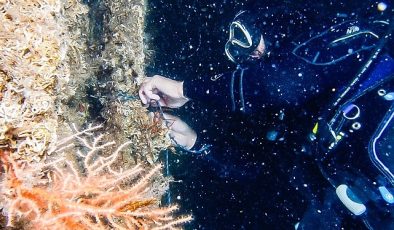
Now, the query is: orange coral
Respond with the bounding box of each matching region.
[0,124,192,229]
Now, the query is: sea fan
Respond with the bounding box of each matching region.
[0,124,192,229]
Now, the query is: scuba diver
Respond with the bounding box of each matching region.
[139,4,394,229]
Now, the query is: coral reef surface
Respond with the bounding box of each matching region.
[0,0,67,161]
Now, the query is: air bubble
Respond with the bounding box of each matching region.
[378,2,388,12]
[352,122,361,130]
[378,89,386,96]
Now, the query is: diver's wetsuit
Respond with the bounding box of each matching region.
[182,18,393,182]
[158,2,394,227]
[178,14,394,229]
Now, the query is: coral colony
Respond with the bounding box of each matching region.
[0,124,192,229]
[0,0,191,229]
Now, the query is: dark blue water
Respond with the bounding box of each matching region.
[146,1,391,229]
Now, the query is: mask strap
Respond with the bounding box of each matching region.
[230,66,238,111]
[239,67,246,112]
[230,65,246,112]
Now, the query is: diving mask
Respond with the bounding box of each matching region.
[225,11,262,64]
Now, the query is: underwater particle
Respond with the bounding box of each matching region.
[383,92,394,101]
[336,13,348,18]
[266,130,278,141]
[279,110,285,120]
[378,2,388,11]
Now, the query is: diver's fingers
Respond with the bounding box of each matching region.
[145,82,161,101]
[168,127,196,149]
[163,112,197,149]
[162,113,179,129]
[140,82,161,104]
[139,77,153,104]
[138,87,148,104]
[162,113,191,133]
[156,98,168,107]
[162,112,177,122]
[169,131,182,142]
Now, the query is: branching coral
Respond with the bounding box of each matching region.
[0,124,192,229]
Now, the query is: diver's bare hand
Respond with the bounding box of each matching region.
[139,75,189,108]
[163,113,197,150]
